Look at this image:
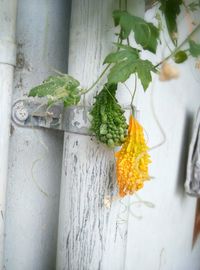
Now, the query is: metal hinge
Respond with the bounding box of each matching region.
[12,99,92,135]
[12,99,133,135]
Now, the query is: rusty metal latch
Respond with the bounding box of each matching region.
[11,99,92,135]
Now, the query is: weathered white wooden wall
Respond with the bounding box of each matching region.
[56,1,144,270]
[57,1,200,270]
[4,0,70,269]
[3,0,200,269]
[0,1,17,268]
[124,8,200,270]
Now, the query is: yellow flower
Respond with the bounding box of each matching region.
[115,115,151,197]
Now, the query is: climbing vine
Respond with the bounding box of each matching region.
[28,0,200,197]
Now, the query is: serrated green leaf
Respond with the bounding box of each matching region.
[136,60,154,90]
[104,45,139,64]
[108,59,135,83]
[112,10,159,53]
[189,40,200,57]
[105,44,154,90]
[28,75,81,107]
[159,0,182,46]
[113,43,140,53]
[44,75,80,88]
[108,59,154,91]
[113,10,122,27]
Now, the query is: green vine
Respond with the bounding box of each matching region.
[28,0,200,148]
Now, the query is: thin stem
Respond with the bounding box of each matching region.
[80,39,123,96]
[80,64,111,95]
[123,83,132,97]
[131,74,137,113]
[124,0,130,45]
[163,32,173,53]
[104,84,116,102]
[154,23,200,68]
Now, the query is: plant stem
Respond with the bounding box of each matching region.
[80,39,123,96]
[131,74,137,112]
[154,23,200,68]
[80,64,111,95]
[124,0,130,45]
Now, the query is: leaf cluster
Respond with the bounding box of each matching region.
[104,44,155,91]
[27,2,200,151]
[159,0,182,46]
[113,10,159,53]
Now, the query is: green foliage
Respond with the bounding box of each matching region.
[174,51,188,63]
[28,75,81,107]
[104,44,155,91]
[90,84,128,148]
[159,0,182,46]
[27,2,200,152]
[113,10,159,53]
[189,40,200,57]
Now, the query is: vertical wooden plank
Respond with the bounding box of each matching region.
[57,135,128,270]
[56,1,129,269]
[4,1,70,269]
[0,1,17,268]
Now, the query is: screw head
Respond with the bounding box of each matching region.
[13,102,29,122]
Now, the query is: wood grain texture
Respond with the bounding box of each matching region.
[56,0,129,269]
[4,1,70,269]
[57,135,128,270]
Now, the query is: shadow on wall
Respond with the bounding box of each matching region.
[175,111,194,199]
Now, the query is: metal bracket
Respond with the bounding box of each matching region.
[12,98,92,135]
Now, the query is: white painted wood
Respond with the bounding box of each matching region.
[56,1,145,269]
[57,135,128,270]
[4,1,70,269]
[0,1,17,268]
[125,8,200,270]
[57,2,200,270]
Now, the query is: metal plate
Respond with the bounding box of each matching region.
[12,98,92,135]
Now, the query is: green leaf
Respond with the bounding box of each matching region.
[104,46,154,91]
[113,43,141,53]
[159,0,182,46]
[104,45,139,64]
[189,40,200,57]
[113,10,159,53]
[28,75,81,107]
[136,60,154,90]
[108,59,135,83]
